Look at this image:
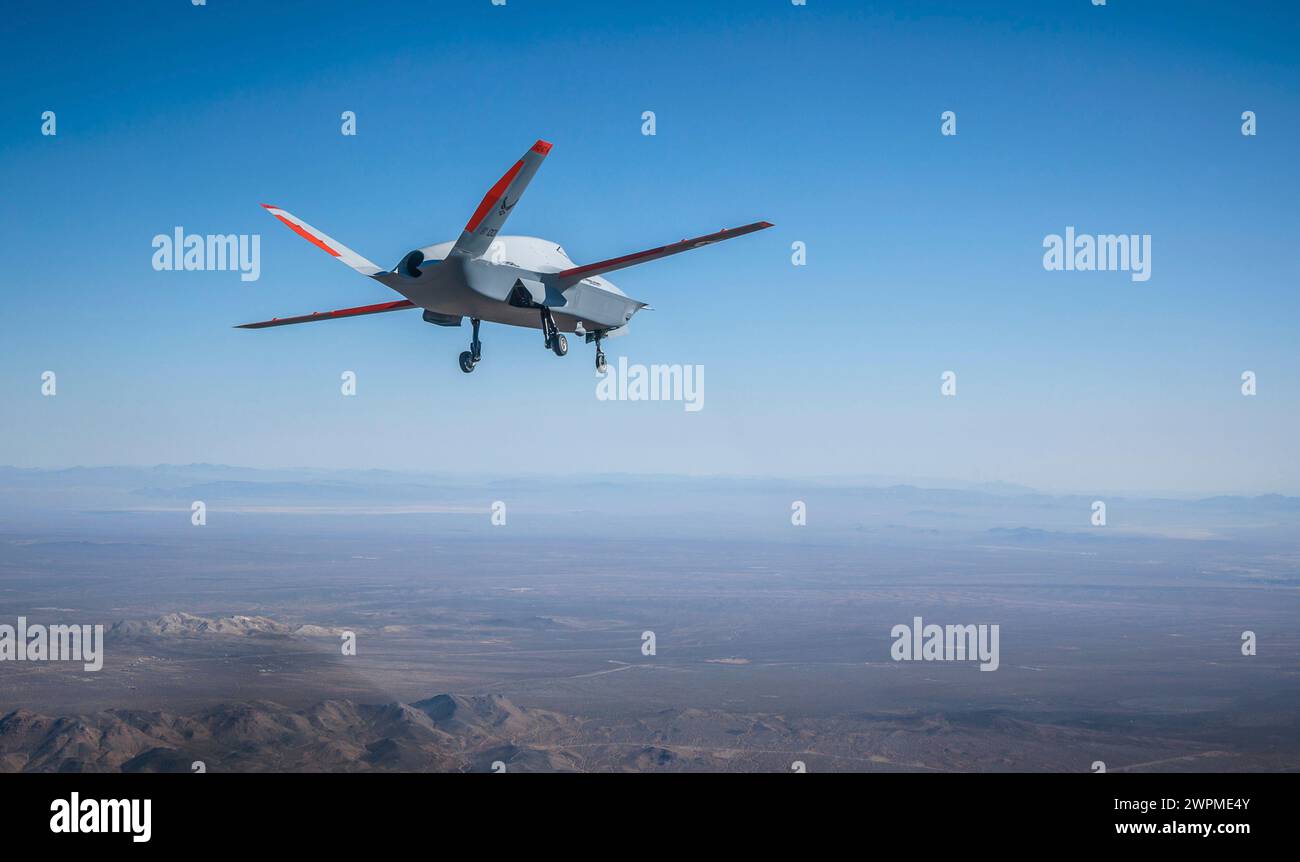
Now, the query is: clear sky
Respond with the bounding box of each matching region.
[1,0,1297,495]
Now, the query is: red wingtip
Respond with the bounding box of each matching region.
[532,140,553,155]
[260,203,279,210]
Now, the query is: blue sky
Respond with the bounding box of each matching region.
[1,0,1297,495]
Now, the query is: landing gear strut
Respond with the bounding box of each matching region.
[458,318,482,373]
[540,307,567,357]
[593,330,608,373]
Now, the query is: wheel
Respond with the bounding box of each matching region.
[458,351,476,373]
[552,333,568,357]
[596,353,608,373]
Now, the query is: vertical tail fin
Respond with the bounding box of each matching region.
[261,204,387,278]
[450,140,553,259]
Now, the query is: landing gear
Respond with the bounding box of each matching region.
[459,318,482,373]
[540,307,567,358]
[593,331,608,373]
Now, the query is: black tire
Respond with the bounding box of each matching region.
[596,353,608,373]
[552,334,568,357]
[458,351,476,373]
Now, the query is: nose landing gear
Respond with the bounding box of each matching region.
[458,318,482,373]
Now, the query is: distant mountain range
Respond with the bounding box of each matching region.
[1,464,1296,541]
[1,463,1294,501]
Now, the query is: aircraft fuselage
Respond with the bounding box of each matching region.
[380,235,643,333]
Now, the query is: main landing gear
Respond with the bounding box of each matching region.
[458,318,482,373]
[593,330,608,373]
[540,307,567,357]
[459,313,585,373]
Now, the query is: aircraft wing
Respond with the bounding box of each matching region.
[553,221,773,287]
[235,299,417,329]
[451,140,553,259]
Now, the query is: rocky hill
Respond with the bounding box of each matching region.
[0,694,578,773]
